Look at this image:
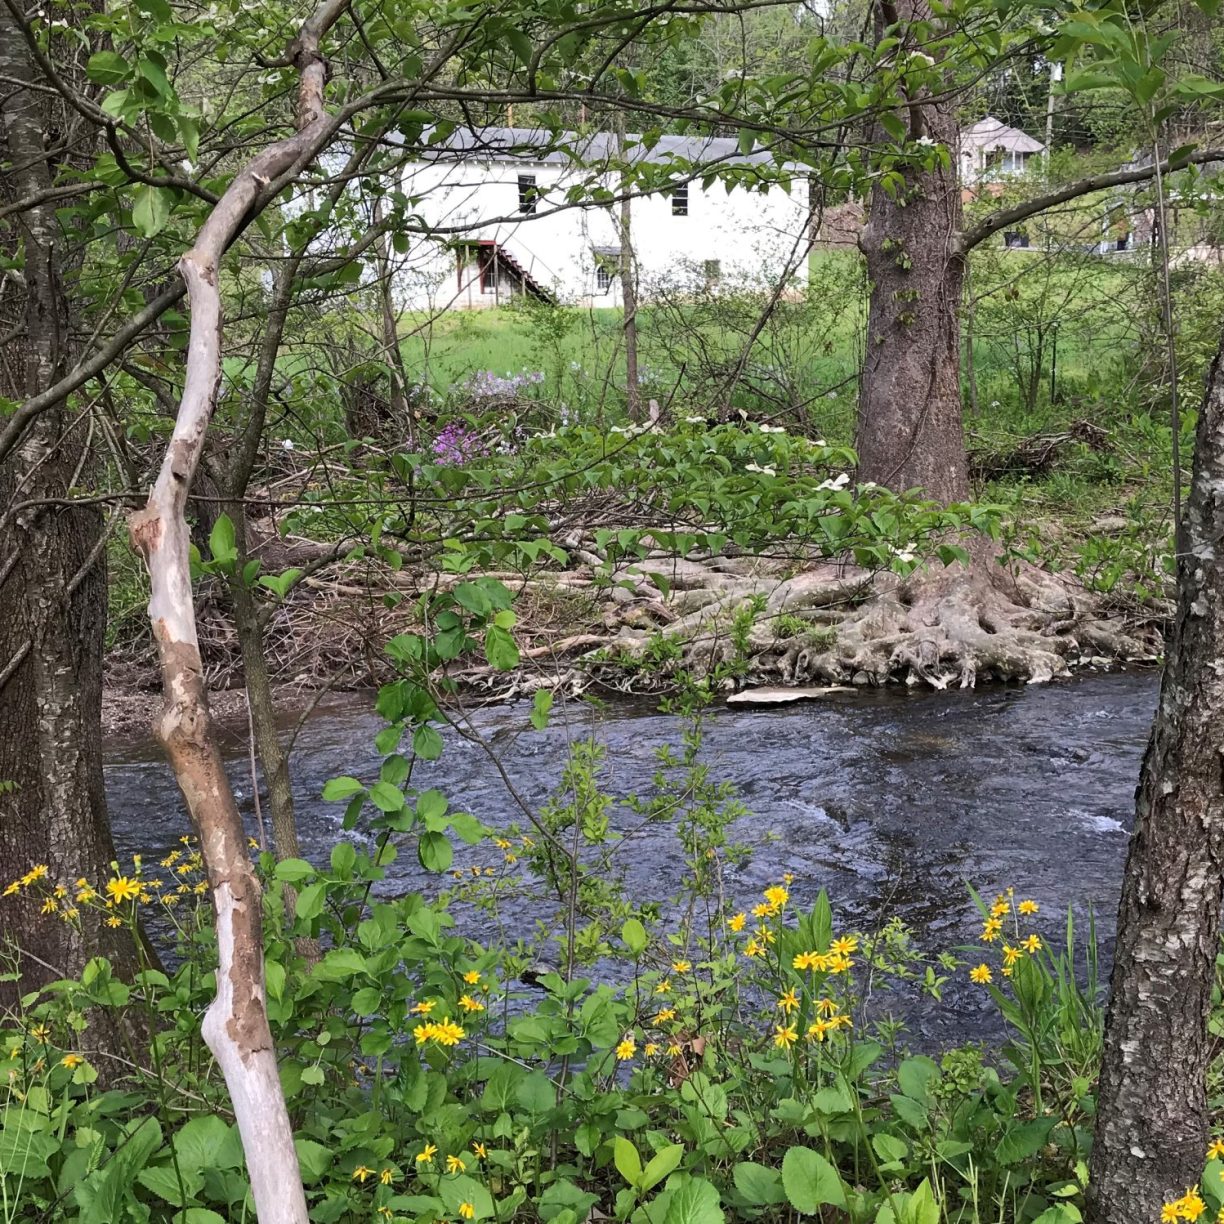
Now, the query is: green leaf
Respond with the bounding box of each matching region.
[417,789,447,821]
[321,776,364,801]
[614,1136,643,1187]
[453,581,491,614]
[86,51,129,84]
[207,513,236,566]
[621,918,648,956]
[137,1164,203,1206]
[780,1147,845,1213]
[733,1163,785,1206]
[368,781,405,812]
[352,987,382,1015]
[293,882,326,922]
[485,624,519,669]
[662,1175,724,1224]
[641,1144,684,1193]
[132,185,171,237]
[313,947,366,981]
[417,831,452,873]
[295,1138,332,1182]
[330,841,356,874]
[413,724,444,760]
[515,1070,556,1114]
[171,1114,231,1174]
[530,688,553,730]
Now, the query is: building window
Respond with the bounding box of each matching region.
[671,183,689,217]
[703,259,721,282]
[593,250,619,292]
[518,175,537,215]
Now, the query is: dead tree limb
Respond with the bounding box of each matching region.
[127,1,350,1219]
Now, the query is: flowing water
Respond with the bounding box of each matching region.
[103,670,1158,1043]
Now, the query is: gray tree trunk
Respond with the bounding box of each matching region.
[856,0,968,504]
[0,9,131,1004]
[1087,329,1224,1222]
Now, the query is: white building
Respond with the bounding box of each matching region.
[395,127,811,311]
[960,116,1045,183]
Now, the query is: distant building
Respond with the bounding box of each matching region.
[960,117,1046,184]
[395,126,810,311]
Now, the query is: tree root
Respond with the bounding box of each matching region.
[597,557,1161,690]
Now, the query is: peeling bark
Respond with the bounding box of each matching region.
[1086,327,1224,1223]
[128,3,350,1218]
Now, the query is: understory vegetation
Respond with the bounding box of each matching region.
[0,665,1196,1224]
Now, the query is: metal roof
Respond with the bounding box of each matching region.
[418,125,785,169]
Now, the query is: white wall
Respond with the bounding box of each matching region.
[396,154,811,311]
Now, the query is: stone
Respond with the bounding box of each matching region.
[725,685,856,706]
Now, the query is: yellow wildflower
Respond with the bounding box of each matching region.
[472,1142,487,1159]
[645,1042,659,1056]
[1022,934,1042,954]
[463,970,481,985]
[416,1144,437,1164]
[774,1024,798,1049]
[744,938,764,958]
[727,912,746,932]
[446,1155,466,1173]
[106,876,141,904]
[815,997,839,1017]
[352,1166,374,1183]
[655,979,671,994]
[653,1008,676,1024]
[1018,899,1039,915]
[2,882,18,897]
[60,1053,83,1069]
[1209,1139,1224,1160]
[412,1000,436,1015]
[777,990,799,1014]
[981,917,1002,943]
[459,1203,475,1220]
[830,936,858,957]
[459,995,485,1013]
[763,885,788,909]
[752,903,771,918]
[431,1020,465,1046]
[40,898,57,914]
[616,1037,636,1060]
[1002,944,1021,967]
[970,964,992,985]
[380,1168,393,1185]
[23,865,48,885]
[671,960,691,974]
[106,915,123,928]
[807,1020,832,1042]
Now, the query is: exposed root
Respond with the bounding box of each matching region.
[600,555,1161,690]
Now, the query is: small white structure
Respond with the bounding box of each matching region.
[960,117,1045,182]
[395,127,810,311]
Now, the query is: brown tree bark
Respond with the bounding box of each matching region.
[856,0,968,503]
[1086,331,1224,1222]
[0,7,133,1004]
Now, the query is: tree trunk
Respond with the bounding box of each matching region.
[856,5,968,504]
[616,110,641,422]
[1087,326,1224,1223]
[126,2,349,1214]
[0,8,133,1005]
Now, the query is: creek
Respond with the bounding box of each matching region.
[103,670,1156,1044]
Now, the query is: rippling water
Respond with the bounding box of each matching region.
[104,670,1157,1043]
